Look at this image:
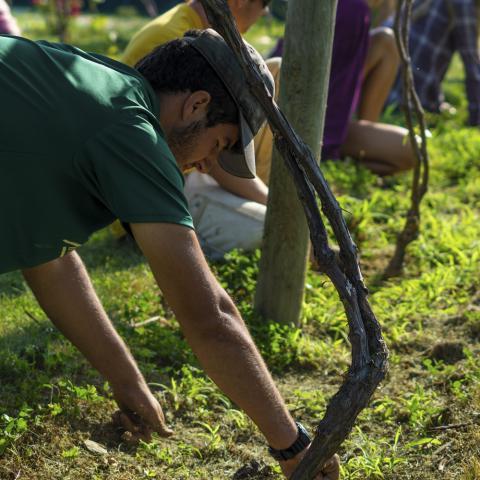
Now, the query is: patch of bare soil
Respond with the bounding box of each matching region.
[233,460,275,479]
[428,341,466,364]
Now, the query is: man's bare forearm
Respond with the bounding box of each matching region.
[22,252,144,389]
[183,291,298,449]
[132,223,298,450]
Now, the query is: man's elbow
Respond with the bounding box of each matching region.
[179,291,247,343]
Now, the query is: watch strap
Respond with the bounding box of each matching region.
[268,422,311,461]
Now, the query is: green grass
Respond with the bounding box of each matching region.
[1,9,480,480]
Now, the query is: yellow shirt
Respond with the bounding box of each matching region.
[122,3,204,67]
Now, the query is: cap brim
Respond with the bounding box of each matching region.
[218,113,256,179]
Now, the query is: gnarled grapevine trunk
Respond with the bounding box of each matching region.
[199,1,389,478]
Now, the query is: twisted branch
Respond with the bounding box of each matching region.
[383,0,429,279]
[198,1,388,478]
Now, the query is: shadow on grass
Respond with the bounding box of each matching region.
[0,271,27,299]
[79,228,145,273]
[0,228,145,300]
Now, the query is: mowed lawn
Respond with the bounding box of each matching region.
[0,10,479,480]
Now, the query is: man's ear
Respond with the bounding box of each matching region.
[181,90,211,123]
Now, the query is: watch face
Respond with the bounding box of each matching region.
[294,422,311,449]
[297,422,310,437]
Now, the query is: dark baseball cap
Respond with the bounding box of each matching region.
[183,28,274,179]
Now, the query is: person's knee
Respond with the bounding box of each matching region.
[188,188,266,257]
[399,140,418,172]
[407,147,420,170]
[371,27,400,64]
[398,153,417,172]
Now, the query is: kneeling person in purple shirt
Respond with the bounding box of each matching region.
[271,0,416,176]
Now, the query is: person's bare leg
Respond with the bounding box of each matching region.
[341,119,416,175]
[359,27,400,122]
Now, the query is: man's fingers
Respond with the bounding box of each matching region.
[112,410,126,429]
[111,382,174,442]
[113,410,142,440]
[119,411,142,433]
[121,428,153,444]
[325,453,340,468]
[321,454,340,480]
[112,409,173,443]
[138,403,173,437]
[312,454,340,480]
[153,418,174,438]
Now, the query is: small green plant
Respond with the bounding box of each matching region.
[47,402,63,417]
[342,426,407,479]
[194,421,223,455]
[0,406,32,454]
[153,365,231,414]
[371,397,397,424]
[62,446,80,458]
[400,385,444,431]
[404,436,441,450]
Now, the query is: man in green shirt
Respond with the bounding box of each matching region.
[0,29,339,479]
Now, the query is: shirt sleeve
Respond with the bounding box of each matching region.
[74,113,194,229]
[452,0,480,125]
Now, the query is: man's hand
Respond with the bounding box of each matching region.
[279,450,340,480]
[111,381,173,443]
[22,252,173,443]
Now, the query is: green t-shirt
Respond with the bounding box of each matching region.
[0,35,193,274]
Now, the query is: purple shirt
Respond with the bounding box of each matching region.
[322,0,370,159]
[388,0,480,126]
[269,0,370,159]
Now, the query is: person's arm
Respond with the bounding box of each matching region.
[209,163,268,205]
[22,252,173,441]
[131,222,339,478]
[131,222,293,445]
[452,2,480,126]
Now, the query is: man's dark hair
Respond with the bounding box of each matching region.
[136,30,238,128]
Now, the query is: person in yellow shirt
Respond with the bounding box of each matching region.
[123,0,271,66]
[122,1,204,67]
[114,0,280,258]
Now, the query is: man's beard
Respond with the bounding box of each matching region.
[166,119,207,166]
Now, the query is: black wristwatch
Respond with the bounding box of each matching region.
[268,422,312,461]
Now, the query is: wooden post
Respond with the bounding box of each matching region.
[254,0,338,325]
